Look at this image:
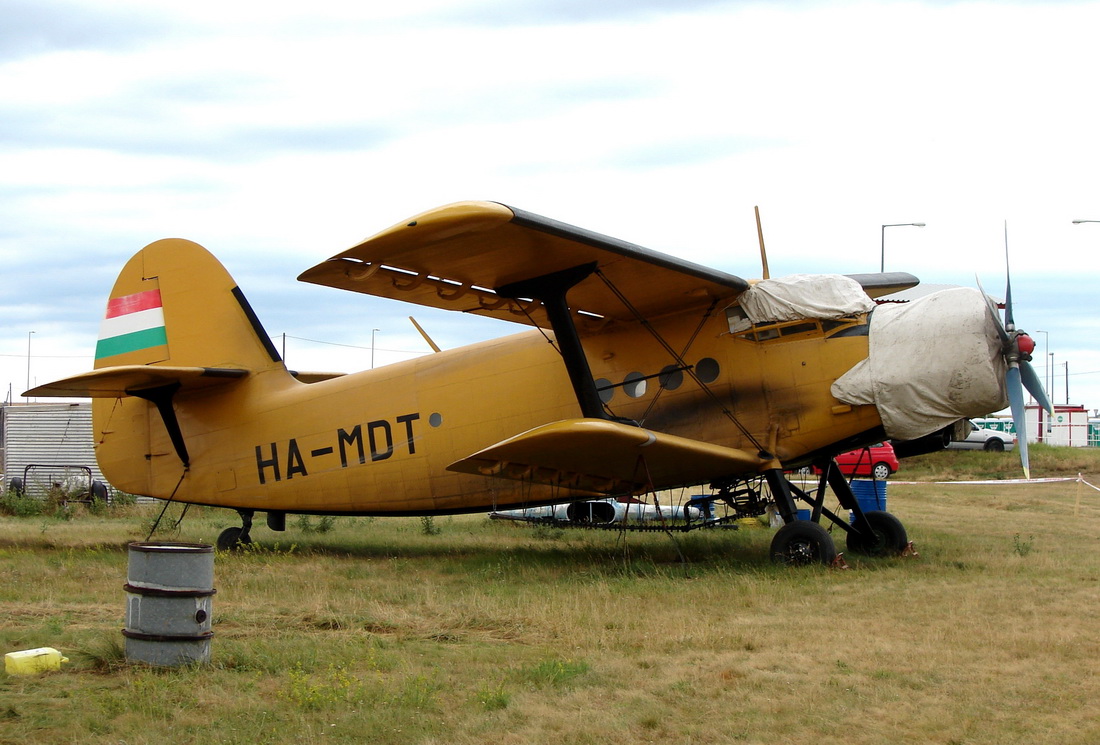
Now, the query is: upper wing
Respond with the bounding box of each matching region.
[448,418,768,495]
[846,272,920,299]
[298,201,750,330]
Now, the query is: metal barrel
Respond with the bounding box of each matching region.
[123,542,215,666]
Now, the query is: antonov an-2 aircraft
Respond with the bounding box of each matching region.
[29,201,1050,564]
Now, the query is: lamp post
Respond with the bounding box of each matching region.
[371,328,380,369]
[881,222,926,272]
[25,330,35,402]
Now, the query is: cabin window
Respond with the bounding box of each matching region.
[595,378,614,404]
[696,358,720,384]
[659,365,684,390]
[623,372,647,398]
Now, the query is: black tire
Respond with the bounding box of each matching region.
[216,526,251,551]
[983,439,1005,452]
[846,510,908,556]
[9,476,24,495]
[770,520,837,566]
[871,462,892,480]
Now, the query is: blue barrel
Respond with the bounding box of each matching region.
[849,479,887,523]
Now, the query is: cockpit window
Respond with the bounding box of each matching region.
[726,309,869,343]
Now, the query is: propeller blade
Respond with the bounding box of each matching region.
[975,274,1010,346]
[1006,365,1030,480]
[1003,222,1016,330]
[1019,359,1052,413]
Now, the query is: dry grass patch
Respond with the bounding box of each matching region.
[2,459,1100,744]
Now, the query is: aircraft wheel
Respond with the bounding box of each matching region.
[846,510,908,557]
[216,526,252,551]
[983,439,1005,452]
[770,520,837,566]
[871,462,892,480]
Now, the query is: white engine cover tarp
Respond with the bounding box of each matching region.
[831,288,1007,441]
[739,274,874,323]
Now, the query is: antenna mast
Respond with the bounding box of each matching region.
[755,205,770,279]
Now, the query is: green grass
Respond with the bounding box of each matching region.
[900,441,1100,481]
[1,449,1099,744]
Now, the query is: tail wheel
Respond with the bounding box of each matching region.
[846,510,908,556]
[216,526,252,551]
[770,520,837,566]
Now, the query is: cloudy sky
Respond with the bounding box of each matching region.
[3,0,1098,416]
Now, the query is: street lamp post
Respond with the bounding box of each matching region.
[371,328,380,369]
[881,222,926,272]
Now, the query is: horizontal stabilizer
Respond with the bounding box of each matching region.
[289,370,347,383]
[448,418,767,495]
[25,365,248,398]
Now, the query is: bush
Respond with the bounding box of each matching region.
[0,488,47,517]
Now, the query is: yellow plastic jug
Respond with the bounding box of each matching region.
[4,647,69,675]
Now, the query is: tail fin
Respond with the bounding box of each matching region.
[28,239,289,489]
[28,238,286,399]
[95,238,283,373]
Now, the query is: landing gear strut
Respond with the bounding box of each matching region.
[755,464,909,565]
[216,509,254,551]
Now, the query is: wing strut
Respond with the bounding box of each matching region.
[131,384,191,468]
[496,262,609,421]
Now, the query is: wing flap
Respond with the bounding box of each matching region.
[25,365,248,398]
[448,418,767,494]
[298,201,749,330]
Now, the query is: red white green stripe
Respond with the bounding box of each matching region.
[96,289,167,359]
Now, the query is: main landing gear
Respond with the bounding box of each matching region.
[216,509,289,551]
[714,465,909,566]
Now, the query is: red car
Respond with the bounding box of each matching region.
[832,442,899,480]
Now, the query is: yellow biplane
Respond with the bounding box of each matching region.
[28,201,1050,563]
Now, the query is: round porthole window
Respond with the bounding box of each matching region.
[595,378,614,404]
[696,357,720,384]
[623,372,647,398]
[658,365,683,390]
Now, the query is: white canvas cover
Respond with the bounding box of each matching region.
[831,287,1008,441]
[738,274,874,323]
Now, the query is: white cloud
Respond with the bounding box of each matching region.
[2,0,1098,412]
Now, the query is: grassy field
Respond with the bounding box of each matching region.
[2,447,1099,745]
